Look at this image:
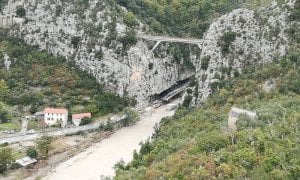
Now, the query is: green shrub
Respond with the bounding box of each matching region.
[36,136,53,159]
[123,12,138,27]
[197,131,229,154]
[26,147,38,159]
[0,148,14,174]
[148,63,154,70]
[201,56,211,70]
[122,108,140,126]
[71,36,81,48]
[120,30,137,51]
[104,120,113,131]
[218,31,236,54]
[80,117,92,125]
[16,6,26,17]
[95,48,103,60]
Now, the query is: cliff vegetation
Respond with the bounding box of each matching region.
[115,51,300,179]
[0,30,134,121]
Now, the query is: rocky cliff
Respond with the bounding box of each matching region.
[1,0,296,107]
[2,0,195,108]
[193,0,295,104]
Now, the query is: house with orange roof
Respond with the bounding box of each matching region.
[43,108,68,127]
[72,113,91,126]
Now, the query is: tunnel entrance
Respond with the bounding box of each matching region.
[150,77,191,103]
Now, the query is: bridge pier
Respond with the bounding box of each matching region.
[151,41,161,52]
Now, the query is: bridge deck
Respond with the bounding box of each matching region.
[138,35,203,45]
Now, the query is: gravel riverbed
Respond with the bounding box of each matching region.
[43,99,179,180]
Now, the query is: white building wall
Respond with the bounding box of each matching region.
[72,118,81,127]
[44,112,68,127]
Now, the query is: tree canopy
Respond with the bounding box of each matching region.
[116,0,247,38]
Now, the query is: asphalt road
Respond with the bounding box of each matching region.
[0,121,103,144]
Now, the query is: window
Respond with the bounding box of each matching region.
[47,118,50,120]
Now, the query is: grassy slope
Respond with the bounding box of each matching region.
[0,30,134,119]
[0,123,20,131]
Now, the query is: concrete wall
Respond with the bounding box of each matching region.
[0,15,24,27]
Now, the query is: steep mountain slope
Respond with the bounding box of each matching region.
[1,0,297,107]
[2,0,194,108]
[194,0,296,104]
[113,1,300,178]
[115,51,300,179]
[0,32,132,119]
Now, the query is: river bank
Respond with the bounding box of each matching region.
[43,99,179,179]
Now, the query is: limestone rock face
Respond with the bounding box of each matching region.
[3,0,192,108]
[2,0,295,107]
[194,1,293,104]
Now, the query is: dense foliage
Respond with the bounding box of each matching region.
[36,136,53,159]
[0,148,14,174]
[26,147,38,159]
[122,108,140,126]
[0,0,8,11]
[116,0,249,38]
[80,117,92,126]
[115,54,300,179]
[16,6,26,17]
[0,101,8,123]
[218,31,236,54]
[0,30,134,118]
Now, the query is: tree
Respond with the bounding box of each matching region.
[232,148,257,169]
[182,95,193,108]
[0,102,8,123]
[114,159,126,171]
[80,117,92,125]
[123,12,138,27]
[0,148,14,174]
[0,80,8,100]
[197,131,229,154]
[218,31,236,54]
[123,108,140,126]
[36,136,53,159]
[16,6,26,17]
[201,56,211,70]
[104,120,113,131]
[71,36,81,48]
[216,163,235,178]
[29,104,38,114]
[120,30,137,51]
[26,147,38,159]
